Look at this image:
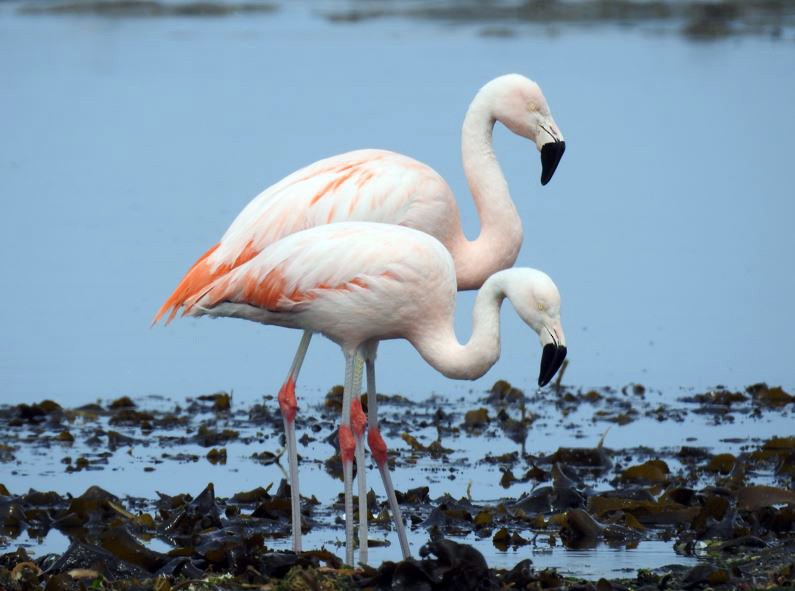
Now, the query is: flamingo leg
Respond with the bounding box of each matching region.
[350,355,368,565]
[277,330,312,553]
[338,351,358,565]
[365,356,411,559]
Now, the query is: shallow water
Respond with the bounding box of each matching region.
[1,2,794,408]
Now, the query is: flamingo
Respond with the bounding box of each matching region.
[181,222,568,565]
[153,73,565,559]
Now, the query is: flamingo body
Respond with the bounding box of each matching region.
[156,149,456,324]
[186,221,458,349]
[185,222,566,383]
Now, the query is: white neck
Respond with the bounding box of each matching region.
[450,82,524,290]
[410,272,507,380]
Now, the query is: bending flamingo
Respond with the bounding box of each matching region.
[181,222,568,565]
[154,73,565,559]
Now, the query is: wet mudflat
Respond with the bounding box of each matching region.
[1,379,794,590]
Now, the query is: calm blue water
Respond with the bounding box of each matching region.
[1,3,794,407]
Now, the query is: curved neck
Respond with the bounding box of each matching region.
[451,86,523,290]
[410,273,506,380]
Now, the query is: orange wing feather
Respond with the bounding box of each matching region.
[181,263,392,318]
[152,240,260,325]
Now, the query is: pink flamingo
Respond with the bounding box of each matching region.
[154,74,565,559]
[181,222,567,565]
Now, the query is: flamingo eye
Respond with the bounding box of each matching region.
[537,302,546,312]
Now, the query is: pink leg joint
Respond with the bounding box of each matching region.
[277,377,297,423]
[350,397,367,439]
[339,425,356,463]
[367,427,389,467]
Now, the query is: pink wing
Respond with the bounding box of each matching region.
[183,223,455,316]
[154,149,453,324]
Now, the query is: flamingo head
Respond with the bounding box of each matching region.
[502,268,567,387]
[489,74,566,186]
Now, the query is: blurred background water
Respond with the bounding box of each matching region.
[1,0,794,407]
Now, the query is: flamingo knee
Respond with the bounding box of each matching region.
[339,425,355,463]
[277,376,298,423]
[350,397,367,439]
[367,427,389,467]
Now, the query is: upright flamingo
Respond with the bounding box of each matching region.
[153,73,565,558]
[181,222,568,565]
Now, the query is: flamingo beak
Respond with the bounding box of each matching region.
[540,140,566,186]
[538,342,567,387]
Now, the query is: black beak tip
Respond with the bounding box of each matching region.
[538,344,568,387]
[540,140,566,186]
[538,343,557,387]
